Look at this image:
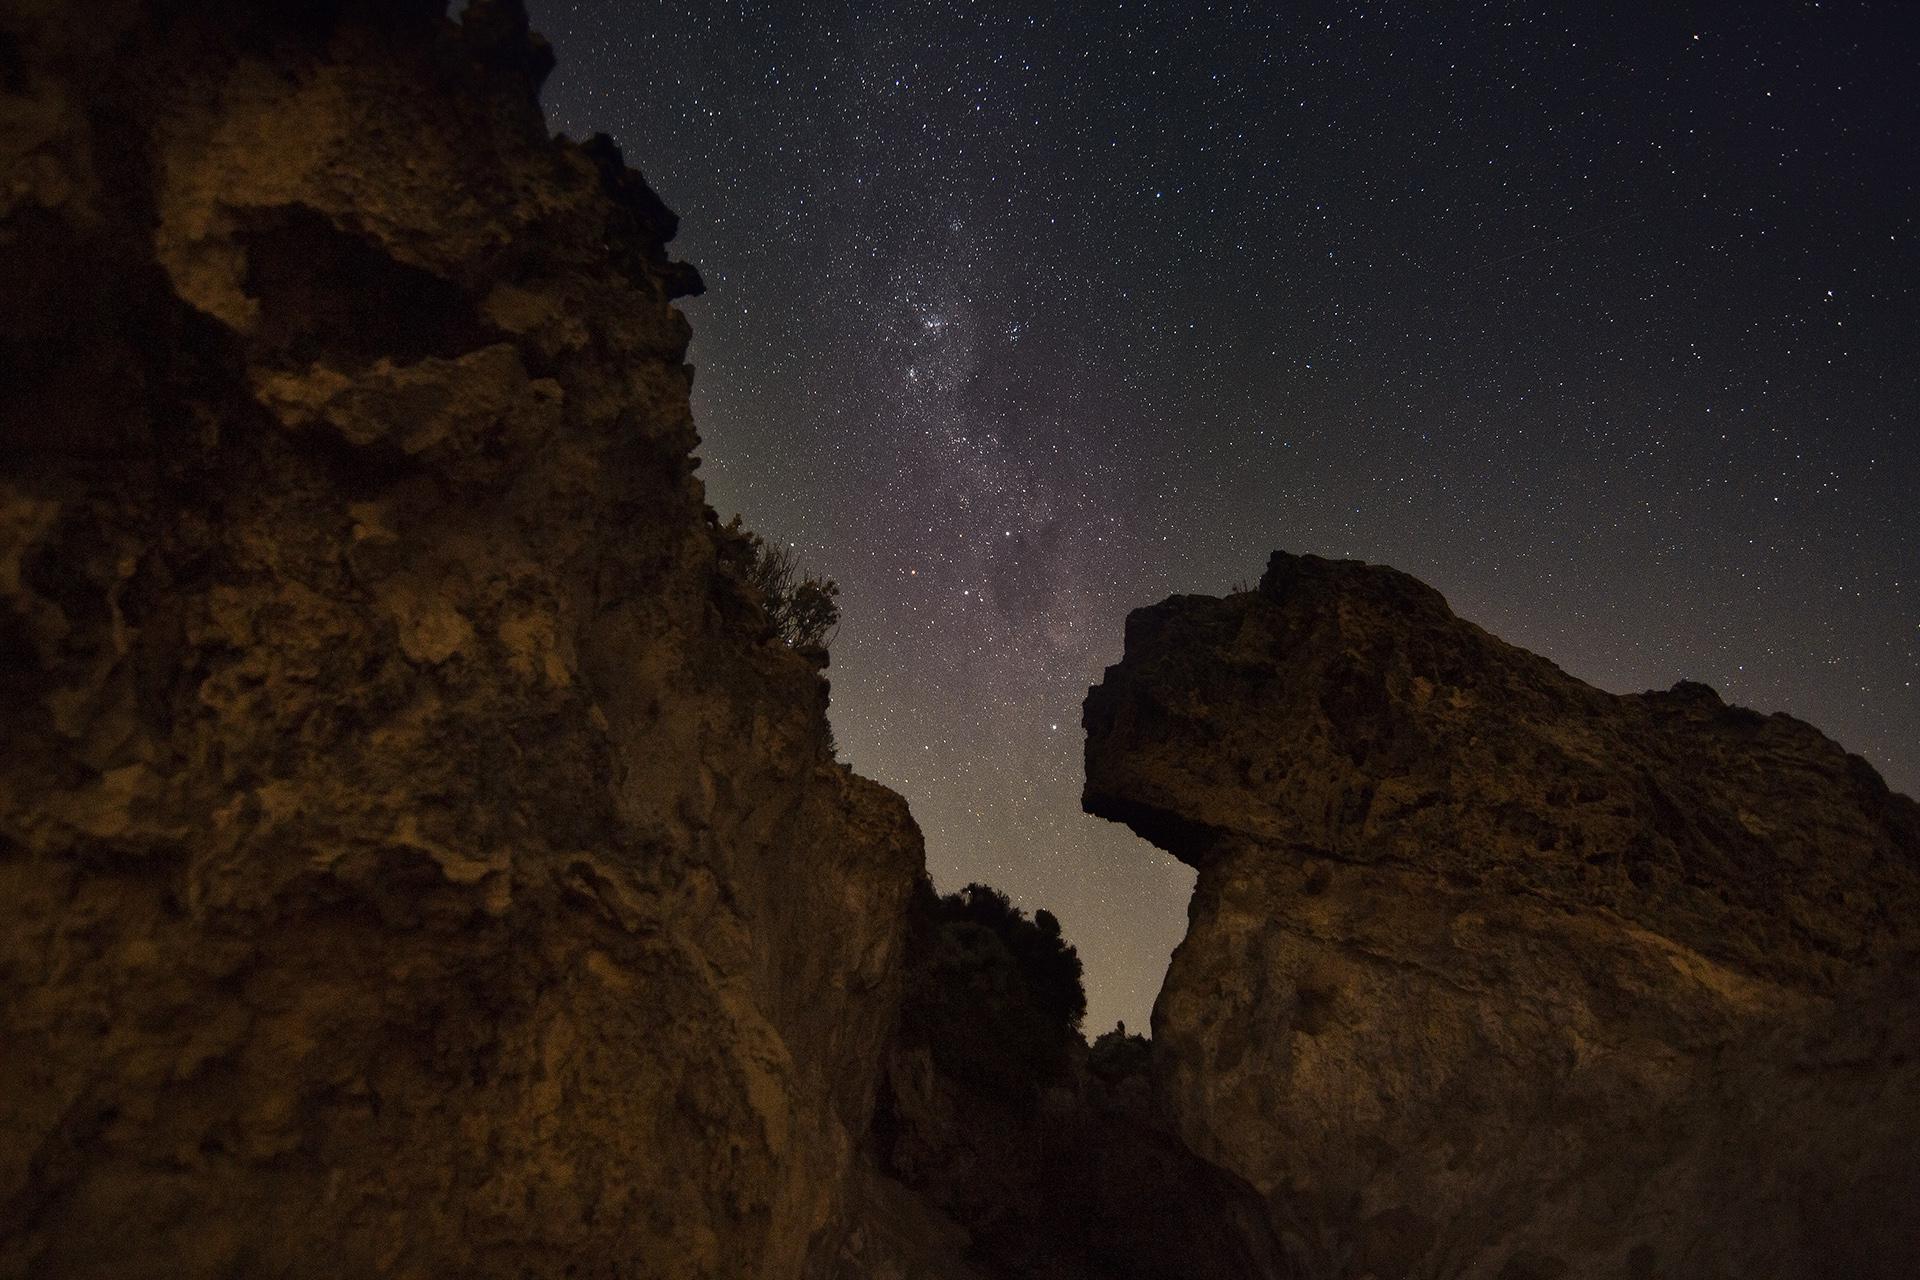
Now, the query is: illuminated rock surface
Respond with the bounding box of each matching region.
[0,4,919,1275]
[1085,550,1920,1279]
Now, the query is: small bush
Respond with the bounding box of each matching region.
[722,516,840,649]
[898,879,1087,1104]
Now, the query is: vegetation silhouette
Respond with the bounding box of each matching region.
[898,879,1086,1104]
[877,879,1287,1278]
[1088,1022,1151,1086]
[720,514,840,650]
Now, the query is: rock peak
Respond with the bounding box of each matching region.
[1085,551,1920,1278]
[1257,548,1456,620]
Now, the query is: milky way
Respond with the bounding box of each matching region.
[527,1,1919,1034]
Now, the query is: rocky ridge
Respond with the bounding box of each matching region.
[1,4,919,1276]
[1084,550,1920,1279]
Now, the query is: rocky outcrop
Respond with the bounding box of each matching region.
[0,3,919,1276]
[1084,551,1920,1279]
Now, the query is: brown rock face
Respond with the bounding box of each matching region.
[1084,551,1920,1280]
[1,3,919,1276]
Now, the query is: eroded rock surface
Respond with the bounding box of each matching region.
[1085,551,1920,1279]
[1,3,919,1276]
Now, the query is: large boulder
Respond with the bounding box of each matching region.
[1084,551,1920,1279]
[0,3,919,1276]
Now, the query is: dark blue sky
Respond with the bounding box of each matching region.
[525,0,1918,1033]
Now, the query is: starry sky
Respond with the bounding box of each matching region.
[524,1,1919,1035]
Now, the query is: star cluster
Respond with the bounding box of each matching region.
[528,1,1918,1035]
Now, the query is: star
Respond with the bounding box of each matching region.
[530,0,1920,1034]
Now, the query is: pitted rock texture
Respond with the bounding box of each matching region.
[1,3,919,1277]
[1084,551,1920,1280]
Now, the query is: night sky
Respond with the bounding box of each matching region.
[524,1,1919,1035]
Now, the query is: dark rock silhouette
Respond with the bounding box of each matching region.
[832,880,1287,1280]
[1084,551,1920,1279]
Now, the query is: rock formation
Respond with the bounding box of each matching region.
[1084,551,1920,1279]
[14,2,1916,1276]
[1,3,920,1276]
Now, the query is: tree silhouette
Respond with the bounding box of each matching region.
[897,878,1087,1103]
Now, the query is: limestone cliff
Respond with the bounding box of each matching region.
[0,3,920,1276]
[1084,551,1920,1280]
